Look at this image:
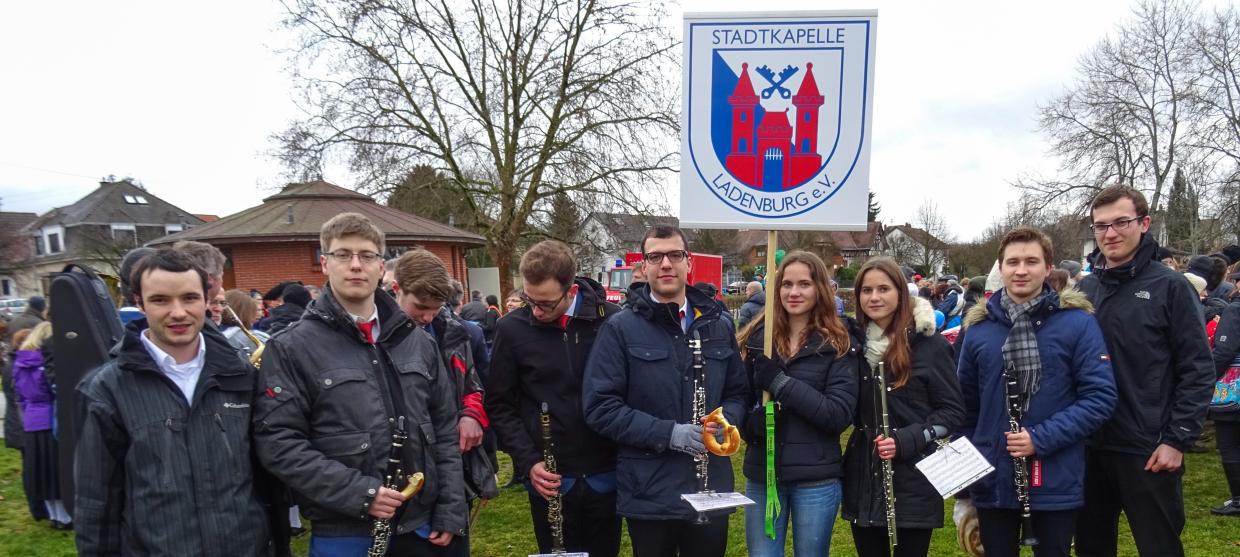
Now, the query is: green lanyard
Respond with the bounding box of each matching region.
[764,400,780,538]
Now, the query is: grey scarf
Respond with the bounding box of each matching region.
[999,289,1047,411]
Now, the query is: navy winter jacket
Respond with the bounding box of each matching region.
[583,283,748,520]
[957,287,1117,511]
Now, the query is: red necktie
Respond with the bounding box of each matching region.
[559,314,571,330]
[357,320,376,344]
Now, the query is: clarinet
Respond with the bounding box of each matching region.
[368,416,409,557]
[876,362,898,553]
[540,403,566,554]
[1004,367,1039,547]
[689,332,711,525]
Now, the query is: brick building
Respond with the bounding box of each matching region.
[151,181,485,291]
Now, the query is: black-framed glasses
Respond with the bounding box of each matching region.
[643,250,688,265]
[521,288,570,312]
[1088,216,1144,235]
[328,250,383,264]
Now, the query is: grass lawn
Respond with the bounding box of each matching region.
[1,430,1236,556]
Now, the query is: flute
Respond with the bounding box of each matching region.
[877,362,898,553]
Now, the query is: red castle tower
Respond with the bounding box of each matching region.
[789,62,824,186]
[725,63,760,186]
[725,62,824,190]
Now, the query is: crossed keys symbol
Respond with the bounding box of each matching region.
[754,64,800,99]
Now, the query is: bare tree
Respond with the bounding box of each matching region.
[274,0,679,295]
[1022,0,1200,213]
[886,200,953,276]
[1192,5,1240,169]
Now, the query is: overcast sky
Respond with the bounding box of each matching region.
[0,1,1221,241]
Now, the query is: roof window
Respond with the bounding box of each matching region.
[123,195,149,205]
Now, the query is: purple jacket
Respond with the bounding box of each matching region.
[11,349,52,432]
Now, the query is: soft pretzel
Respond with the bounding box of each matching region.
[702,407,741,456]
[400,472,426,498]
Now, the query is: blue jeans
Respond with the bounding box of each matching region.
[744,478,841,557]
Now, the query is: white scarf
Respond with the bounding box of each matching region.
[865,321,890,370]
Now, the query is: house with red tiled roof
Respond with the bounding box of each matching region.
[149,181,485,291]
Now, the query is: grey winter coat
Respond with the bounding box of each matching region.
[252,287,468,538]
[74,320,271,557]
[737,290,765,329]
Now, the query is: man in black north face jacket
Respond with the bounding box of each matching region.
[1074,187,1214,557]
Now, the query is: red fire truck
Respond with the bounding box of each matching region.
[603,252,724,304]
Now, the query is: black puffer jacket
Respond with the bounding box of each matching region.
[485,277,620,477]
[252,287,467,538]
[264,302,306,336]
[739,324,859,484]
[841,299,965,530]
[75,320,272,556]
[1077,235,1215,454]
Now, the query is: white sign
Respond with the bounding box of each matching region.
[680,11,877,231]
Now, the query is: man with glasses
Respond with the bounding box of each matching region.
[485,240,623,556]
[1074,187,1214,557]
[584,225,747,557]
[253,213,468,556]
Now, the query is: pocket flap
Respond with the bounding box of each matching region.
[419,421,436,444]
[320,368,369,390]
[703,345,734,360]
[311,431,371,457]
[628,347,668,361]
[394,359,433,379]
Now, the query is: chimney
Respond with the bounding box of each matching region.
[286,204,294,225]
[448,215,455,227]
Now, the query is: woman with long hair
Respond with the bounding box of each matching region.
[220,289,268,360]
[841,257,965,556]
[12,321,72,529]
[738,250,859,556]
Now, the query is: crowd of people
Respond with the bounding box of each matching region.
[0,184,1233,557]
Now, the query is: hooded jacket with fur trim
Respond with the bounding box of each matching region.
[957,286,1117,511]
[842,297,965,529]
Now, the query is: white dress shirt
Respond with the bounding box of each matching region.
[140,329,207,404]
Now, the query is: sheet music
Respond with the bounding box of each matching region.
[680,491,756,512]
[914,436,994,499]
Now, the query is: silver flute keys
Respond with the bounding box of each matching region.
[876,362,899,553]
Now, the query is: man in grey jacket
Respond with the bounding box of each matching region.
[253,213,467,556]
[74,248,272,556]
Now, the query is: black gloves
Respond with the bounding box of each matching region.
[750,352,786,391]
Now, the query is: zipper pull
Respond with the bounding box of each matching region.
[214,413,225,432]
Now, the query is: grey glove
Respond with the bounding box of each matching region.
[669,423,705,456]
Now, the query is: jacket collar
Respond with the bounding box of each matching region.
[303,286,411,344]
[430,306,470,346]
[628,282,720,324]
[511,276,612,329]
[117,318,248,379]
[965,285,1095,328]
[1087,234,1159,283]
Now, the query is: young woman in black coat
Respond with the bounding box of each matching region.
[738,251,859,557]
[842,257,965,557]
